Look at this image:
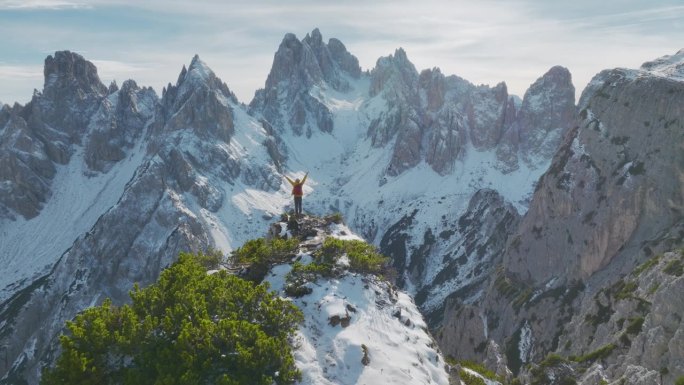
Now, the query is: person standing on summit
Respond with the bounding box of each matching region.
[285,172,308,217]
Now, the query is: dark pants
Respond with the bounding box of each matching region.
[294,196,303,215]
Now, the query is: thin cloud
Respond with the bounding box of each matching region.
[0,0,91,10]
[0,0,682,104]
[0,64,42,79]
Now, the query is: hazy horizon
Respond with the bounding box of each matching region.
[1,0,682,105]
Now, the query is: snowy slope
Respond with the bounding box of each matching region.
[258,75,549,301]
[265,223,451,385]
[0,123,150,301]
[0,42,568,382]
[271,73,544,220]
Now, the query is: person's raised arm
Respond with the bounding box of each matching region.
[301,172,309,184]
[285,175,295,186]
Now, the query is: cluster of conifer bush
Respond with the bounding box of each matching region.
[284,237,388,297]
[42,214,390,384]
[41,252,303,385]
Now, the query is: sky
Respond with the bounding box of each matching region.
[0,0,682,105]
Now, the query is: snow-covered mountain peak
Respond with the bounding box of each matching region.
[580,48,684,109]
[303,27,324,45]
[263,28,361,93]
[374,47,414,73]
[186,54,213,83]
[390,47,410,63]
[370,48,418,98]
[521,65,573,110]
[176,55,234,100]
[42,50,107,97]
[640,48,684,81]
[252,29,366,136]
[161,55,238,128]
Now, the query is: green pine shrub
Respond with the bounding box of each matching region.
[41,252,303,385]
[632,255,661,276]
[325,212,344,224]
[625,317,645,335]
[540,353,569,367]
[317,238,388,274]
[570,343,616,364]
[284,238,388,297]
[459,369,486,385]
[663,258,683,277]
[194,248,224,270]
[232,237,299,281]
[459,360,499,381]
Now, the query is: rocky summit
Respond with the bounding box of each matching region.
[0,29,682,385]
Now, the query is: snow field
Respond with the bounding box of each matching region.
[266,259,450,384]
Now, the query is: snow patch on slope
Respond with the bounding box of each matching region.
[265,230,450,385]
[640,49,684,82]
[0,130,149,301]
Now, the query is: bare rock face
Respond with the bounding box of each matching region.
[85,80,157,172]
[327,38,362,79]
[517,66,576,168]
[466,82,509,151]
[367,52,572,177]
[380,189,520,329]
[431,51,684,385]
[250,28,360,137]
[40,50,108,145]
[369,48,418,100]
[563,251,684,385]
[369,52,471,176]
[421,69,468,175]
[505,60,684,285]
[419,68,446,111]
[0,51,107,219]
[424,108,467,175]
[161,55,237,141]
[0,105,56,219]
[367,49,422,175]
[438,303,488,360]
[495,116,521,174]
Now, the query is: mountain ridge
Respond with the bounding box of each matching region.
[0,29,682,384]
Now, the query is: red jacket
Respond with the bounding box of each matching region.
[286,174,308,197]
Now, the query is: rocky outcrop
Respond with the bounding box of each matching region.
[0,104,56,219]
[562,251,684,385]
[380,189,520,326]
[368,52,574,177]
[0,51,108,219]
[517,66,576,166]
[505,60,684,285]
[85,80,157,172]
[258,215,451,385]
[432,50,684,385]
[161,55,237,141]
[37,51,108,149]
[369,51,463,176]
[157,55,281,208]
[250,28,360,137]
[467,82,509,151]
[0,55,283,384]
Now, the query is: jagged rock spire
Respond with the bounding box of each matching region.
[43,50,107,97]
